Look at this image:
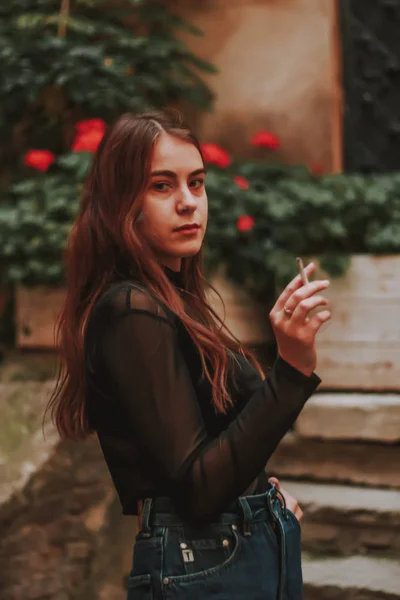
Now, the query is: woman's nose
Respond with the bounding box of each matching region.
[177,186,197,212]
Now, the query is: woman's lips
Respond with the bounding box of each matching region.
[174,224,200,234]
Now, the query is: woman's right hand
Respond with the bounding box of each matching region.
[269,262,331,377]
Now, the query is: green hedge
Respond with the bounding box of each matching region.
[1,148,400,298]
[205,162,400,297]
[0,0,215,183]
[1,1,399,299]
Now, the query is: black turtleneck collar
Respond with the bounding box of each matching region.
[163,265,184,289]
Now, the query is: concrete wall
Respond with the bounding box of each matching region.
[171,0,341,171]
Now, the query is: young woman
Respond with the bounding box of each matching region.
[48,110,331,600]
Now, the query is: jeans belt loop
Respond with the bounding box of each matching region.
[141,498,153,538]
[266,483,276,517]
[277,489,288,521]
[238,497,253,536]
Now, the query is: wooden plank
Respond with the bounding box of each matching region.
[208,275,273,344]
[314,255,400,390]
[16,277,273,348]
[15,286,65,349]
[315,255,400,299]
[317,342,400,390]
[15,256,400,393]
[317,298,400,342]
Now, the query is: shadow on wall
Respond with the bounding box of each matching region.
[172,0,338,170]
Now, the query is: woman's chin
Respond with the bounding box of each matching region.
[180,246,202,258]
[172,241,202,258]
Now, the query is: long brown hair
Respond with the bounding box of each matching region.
[47,110,264,440]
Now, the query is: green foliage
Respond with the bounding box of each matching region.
[1,1,399,299]
[0,161,81,285]
[1,155,400,296]
[0,0,216,178]
[0,0,217,286]
[204,165,400,299]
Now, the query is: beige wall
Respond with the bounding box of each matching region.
[171,0,341,172]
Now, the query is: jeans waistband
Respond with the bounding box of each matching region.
[139,482,288,532]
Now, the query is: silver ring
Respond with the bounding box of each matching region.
[283,306,293,317]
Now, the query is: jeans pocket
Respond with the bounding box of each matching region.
[263,520,279,551]
[127,573,153,600]
[163,524,242,583]
[131,530,164,579]
[287,509,301,533]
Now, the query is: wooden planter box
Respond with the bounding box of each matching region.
[15,255,400,391]
[15,286,66,349]
[208,273,273,345]
[15,276,272,349]
[210,257,400,391]
[314,255,400,391]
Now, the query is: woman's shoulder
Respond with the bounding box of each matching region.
[92,280,175,324]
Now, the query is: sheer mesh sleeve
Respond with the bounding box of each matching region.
[100,284,320,521]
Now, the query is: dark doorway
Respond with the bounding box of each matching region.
[340,0,400,172]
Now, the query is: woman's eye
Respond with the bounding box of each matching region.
[190,178,205,189]
[153,182,170,192]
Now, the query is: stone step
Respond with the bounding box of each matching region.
[303,554,400,600]
[296,393,400,443]
[282,480,400,556]
[268,432,400,488]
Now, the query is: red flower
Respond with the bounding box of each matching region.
[237,215,255,232]
[24,150,56,172]
[310,163,324,175]
[234,175,250,190]
[75,119,106,134]
[200,143,231,168]
[72,130,104,152]
[251,131,280,149]
[72,118,106,152]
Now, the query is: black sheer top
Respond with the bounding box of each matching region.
[85,267,321,522]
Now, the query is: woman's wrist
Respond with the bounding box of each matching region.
[276,354,320,384]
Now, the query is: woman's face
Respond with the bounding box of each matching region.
[138,132,208,271]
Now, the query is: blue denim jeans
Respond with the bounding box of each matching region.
[127,483,303,600]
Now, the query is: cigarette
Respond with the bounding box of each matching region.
[296,257,309,285]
